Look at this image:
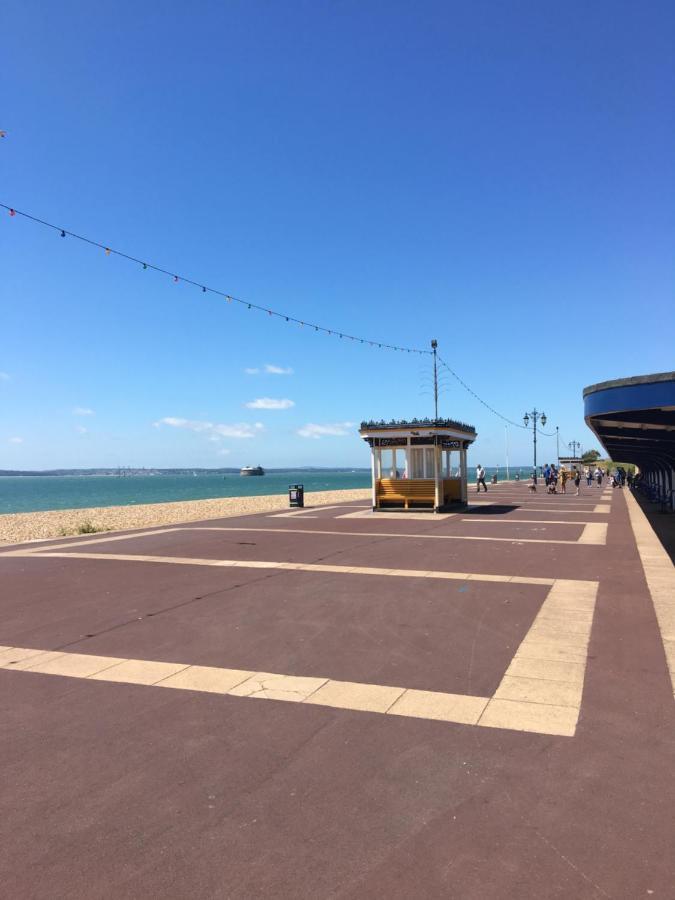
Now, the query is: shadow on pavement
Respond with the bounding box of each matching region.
[465,504,519,515]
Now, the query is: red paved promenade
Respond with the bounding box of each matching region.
[1,482,674,898]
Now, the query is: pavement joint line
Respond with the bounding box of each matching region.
[337,510,457,520]
[157,525,597,545]
[3,549,606,588]
[0,643,568,736]
[624,490,675,697]
[470,493,606,498]
[460,519,592,526]
[468,506,610,514]
[269,504,371,518]
[13,523,603,551]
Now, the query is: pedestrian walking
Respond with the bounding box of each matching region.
[573,467,581,496]
[476,464,488,492]
[585,466,593,487]
[560,466,568,494]
[595,466,603,487]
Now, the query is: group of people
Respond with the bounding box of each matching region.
[476,462,632,495]
[542,463,581,495]
[607,466,628,488]
[583,465,629,488]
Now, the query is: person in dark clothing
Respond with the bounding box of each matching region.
[573,466,581,496]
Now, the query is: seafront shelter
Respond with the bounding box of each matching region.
[584,371,675,510]
[359,418,477,511]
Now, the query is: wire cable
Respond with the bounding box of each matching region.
[437,355,530,429]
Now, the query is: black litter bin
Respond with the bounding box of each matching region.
[289,484,304,508]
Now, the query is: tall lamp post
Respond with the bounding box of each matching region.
[569,440,581,459]
[523,409,546,484]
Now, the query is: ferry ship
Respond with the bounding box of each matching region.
[240,465,265,477]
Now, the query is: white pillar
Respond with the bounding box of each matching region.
[434,443,442,511]
[460,448,468,503]
[371,446,379,508]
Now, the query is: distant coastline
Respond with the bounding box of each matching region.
[0,467,370,477]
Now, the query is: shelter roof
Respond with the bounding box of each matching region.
[583,372,675,470]
[360,417,476,435]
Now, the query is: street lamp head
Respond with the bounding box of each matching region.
[523,413,529,427]
[541,413,547,426]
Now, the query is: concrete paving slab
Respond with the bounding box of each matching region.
[387,688,488,724]
[308,680,405,713]
[89,659,189,684]
[156,665,255,694]
[494,674,583,707]
[478,698,579,736]
[228,672,328,701]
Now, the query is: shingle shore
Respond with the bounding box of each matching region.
[0,488,371,545]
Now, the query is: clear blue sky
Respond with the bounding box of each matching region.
[2,0,673,470]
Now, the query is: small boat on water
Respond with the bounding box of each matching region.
[240,465,265,477]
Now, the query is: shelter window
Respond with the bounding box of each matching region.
[410,446,435,478]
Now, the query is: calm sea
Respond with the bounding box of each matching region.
[0,466,531,515]
[0,471,371,514]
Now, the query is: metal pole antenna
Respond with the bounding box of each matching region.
[431,339,438,420]
[556,426,559,464]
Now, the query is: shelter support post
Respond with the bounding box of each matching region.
[460,447,468,503]
[371,447,379,509]
[434,444,442,511]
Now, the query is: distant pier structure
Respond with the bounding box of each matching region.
[360,418,477,512]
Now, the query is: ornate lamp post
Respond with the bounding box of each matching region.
[523,409,546,483]
[569,440,581,459]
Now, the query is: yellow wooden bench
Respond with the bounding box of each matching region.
[376,478,436,509]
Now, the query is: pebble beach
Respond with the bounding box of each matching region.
[0,488,371,546]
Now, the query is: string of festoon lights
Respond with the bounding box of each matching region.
[3,201,548,430]
[2,203,430,355]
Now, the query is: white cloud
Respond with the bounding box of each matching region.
[9,436,23,444]
[75,425,88,434]
[154,417,264,439]
[244,364,293,375]
[297,422,355,439]
[245,397,295,410]
[217,448,231,456]
[73,407,95,416]
[0,372,10,381]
